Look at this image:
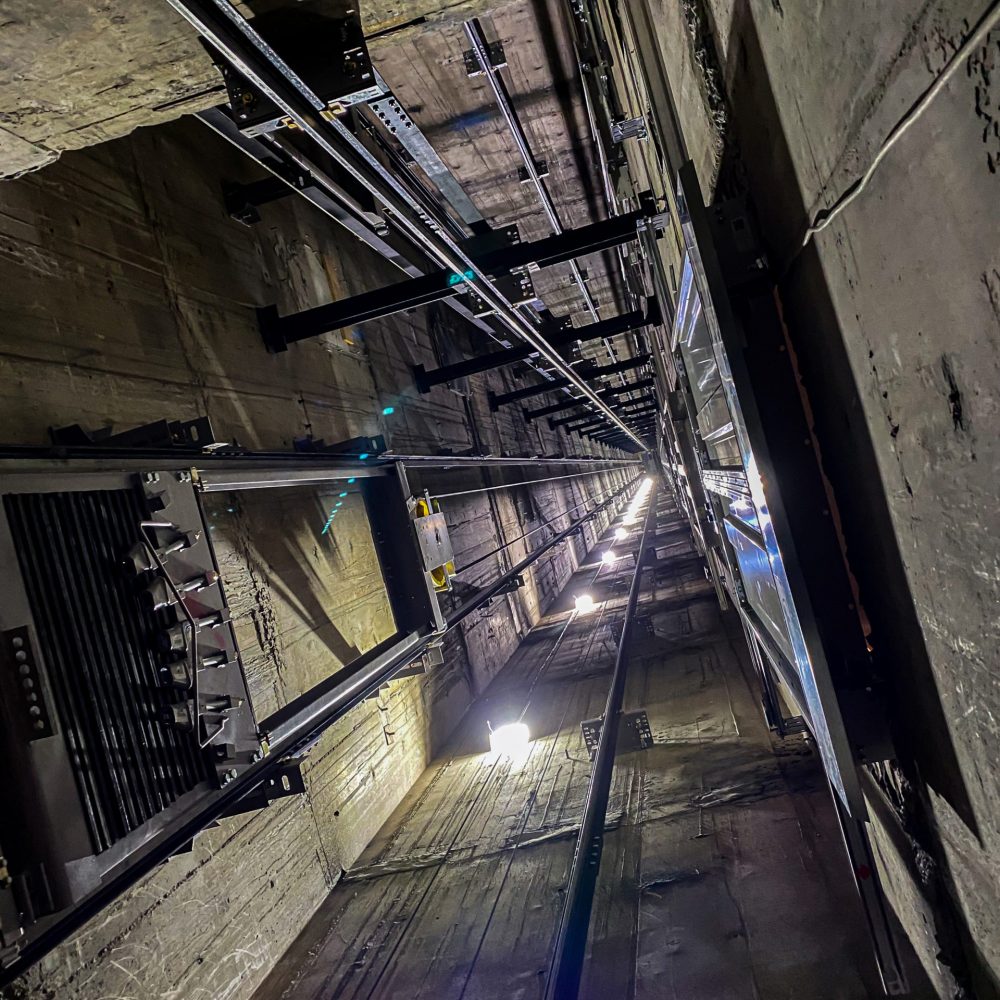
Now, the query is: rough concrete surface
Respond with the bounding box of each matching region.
[0,0,518,178]
[615,0,1000,994]
[250,492,903,999]
[0,106,629,1000]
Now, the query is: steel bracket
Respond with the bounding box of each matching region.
[219,761,306,817]
[611,115,648,143]
[581,709,653,759]
[464,40,507,76]
[49,417,218,451]
[518,160,548,183]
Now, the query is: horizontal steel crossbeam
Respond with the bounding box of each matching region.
[259,210,649,350]
[488,354,651,409]
[524,377,655,420]
[413,302,657,392]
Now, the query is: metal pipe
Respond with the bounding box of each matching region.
[0,470,639,987]
[379,453,640,468]
[544,480,658,1000]
[164,0,646,447]
[465,17,641,391]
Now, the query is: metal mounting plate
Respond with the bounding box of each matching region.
[581,709,653,759]
[412,511,455,572]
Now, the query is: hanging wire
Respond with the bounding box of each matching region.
[454,477,633,576]
[513,482,652,725]
[433,466,631,500]
[517,610,578,723]
[802,0,1000,247]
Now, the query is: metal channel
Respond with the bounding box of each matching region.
[544,480,657,1000]
[464,19,598,323]
[464,16,639,397]
[368,91,485,228]
[162,0,646,449]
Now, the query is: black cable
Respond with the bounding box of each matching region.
[454,477,631,576]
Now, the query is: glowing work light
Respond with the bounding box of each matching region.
[489,722,530,758]
[575,593,595,614]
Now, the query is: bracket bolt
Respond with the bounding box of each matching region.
[176,470,192,483]
[141,472,160,484]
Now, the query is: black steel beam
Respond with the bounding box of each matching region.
[552,397,656,434]
[413,301,658,391]
[589,420,653,441]
[592,413,656,430]
[615,411,657,426]
[563,417,607,433]
[524,377,655,420]
[223,175,300,224]
[563,405,657,438]
[618,395,659,412]
[167,0,648,448]
[553,416,600,431]
[259,209,648,349]
[488,355,651,409]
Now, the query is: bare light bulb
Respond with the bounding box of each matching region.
[575,593,595,614]
[614,527,627,541]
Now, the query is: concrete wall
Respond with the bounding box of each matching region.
[250,491,899,1000]
[0,114,629,1000]
[618,0,1000,995]
[0,0,518,178]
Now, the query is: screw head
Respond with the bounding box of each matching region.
[142,472,160,484]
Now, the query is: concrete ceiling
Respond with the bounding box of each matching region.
[0,0,512,178]
[0,0,625,334]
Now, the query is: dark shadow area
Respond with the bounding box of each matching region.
[204,490,366,678]
[714,2,989,994]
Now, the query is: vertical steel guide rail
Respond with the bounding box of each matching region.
[544,480,658,999]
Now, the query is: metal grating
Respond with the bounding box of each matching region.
[4,490,213,854]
